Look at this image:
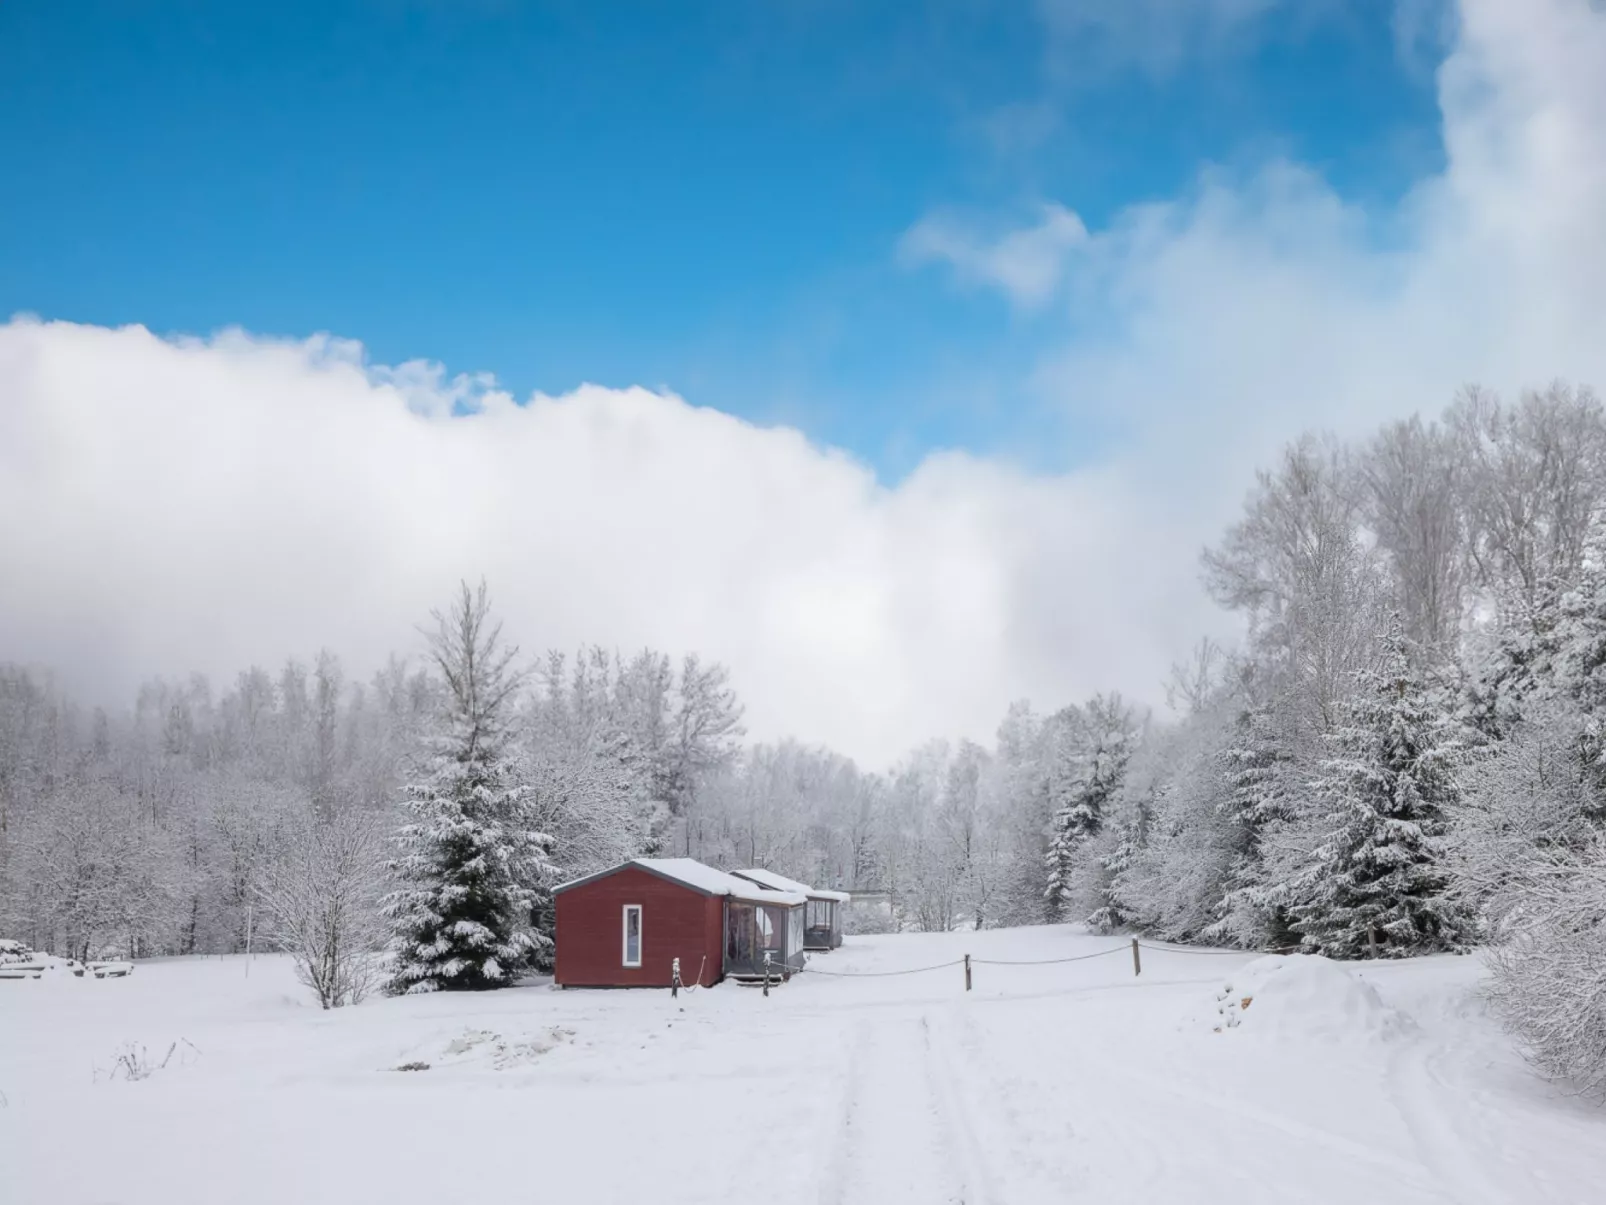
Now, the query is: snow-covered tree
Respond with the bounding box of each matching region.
[384,582,557,994]
[1044,695,1137,920]
[1449,384,1606,618]
[1103,701,1237,941]
[1483,838,1606,1098]
[1209,681,1299,947]
[1291,624,1470,958]
[5,776,180,960]
[1450,699,1600,927]
[259,809,387,1008]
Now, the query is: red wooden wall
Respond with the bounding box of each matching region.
[554,865,724,988]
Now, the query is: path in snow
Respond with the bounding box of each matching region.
[822,1014,989,1205]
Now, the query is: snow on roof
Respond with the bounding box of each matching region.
[634,857,748,896]
[554,858,806,906]
[733,868,851,903]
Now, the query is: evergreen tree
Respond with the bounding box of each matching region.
[1552,530,1606,809]
[1292,622,1470,958]
[1044,695,1134,919]
[1086,808,1146,933]
[384,582,557,994]
[1209,689,1298,947]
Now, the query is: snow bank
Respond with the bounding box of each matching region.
[1190,954,1415,1044]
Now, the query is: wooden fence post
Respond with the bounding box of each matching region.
[762,952,771,997]
[672,957,681,999]
[964,953,972,992]
[1131,938,1141,977]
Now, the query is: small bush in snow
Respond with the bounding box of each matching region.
[98,1039,200,1083]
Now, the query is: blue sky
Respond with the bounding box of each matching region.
[0,0,1442,478]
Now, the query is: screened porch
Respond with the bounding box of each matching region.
[723,898,806,979]
[802,895,845,951]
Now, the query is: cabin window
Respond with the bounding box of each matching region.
[806,899,831,928]
[622,904,643,967]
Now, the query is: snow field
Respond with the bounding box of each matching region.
[3,925,1604,1204]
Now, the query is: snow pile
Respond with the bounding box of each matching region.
[1191,955,1415,1043]
[397,1024,577,1073]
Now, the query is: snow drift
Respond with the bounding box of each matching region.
[1191,954,1416,1043]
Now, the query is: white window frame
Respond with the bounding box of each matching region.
[621,904,643,968]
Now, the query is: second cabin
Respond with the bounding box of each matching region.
[731,868,849,950]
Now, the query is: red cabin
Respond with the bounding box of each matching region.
[553,858,806,989]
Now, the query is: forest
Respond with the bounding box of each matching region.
[3,382,1605,1091]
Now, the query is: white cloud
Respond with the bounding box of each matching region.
[918,0,1606,497]
[3,0,1605,769]
[901,203,1089,309]
[1037,0,1286,79]
[0,319,1205,767]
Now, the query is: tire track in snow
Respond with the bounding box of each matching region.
[1386,1036,1528,1205]
[823,1013,986,1205]
[918,1013,997,1204]
[814,1021,871,1205]
[940,1004,1097,1198]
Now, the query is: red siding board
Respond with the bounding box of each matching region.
[555,864,725,988]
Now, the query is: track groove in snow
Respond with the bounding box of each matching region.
[942,1003,1091,1199]
[1386,1033,1548,1205]
[824,1012,989,1205]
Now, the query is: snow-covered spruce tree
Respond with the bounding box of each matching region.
[1291,622,1470,958]
[1209,688,1299,948]
[1086,809,1145,934]
[1553,529,1606,808]
[384,582,557,994]
[1044,695,1135,921]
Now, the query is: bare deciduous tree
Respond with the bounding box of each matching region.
[1450,383,1606,617]
[1361,416,1466,658]
[259,811,387,1009]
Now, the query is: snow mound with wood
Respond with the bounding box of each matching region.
[393,1024,577,1074]
[1190,954,1415,1043]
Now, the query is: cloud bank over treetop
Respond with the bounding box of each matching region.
[0,318,1193,765]
[3,0,1606,767]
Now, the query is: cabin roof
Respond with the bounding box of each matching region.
[732,867,851,903]
[554,857,806,906]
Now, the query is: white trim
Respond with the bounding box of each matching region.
[621,904,643,968]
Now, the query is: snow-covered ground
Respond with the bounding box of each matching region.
[2,926,1602,1204]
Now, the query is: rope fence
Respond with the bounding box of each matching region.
[794,958,966,978]
[744,936,1291,995]
[972,946,1130,967]
[1136,941,1299,957]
